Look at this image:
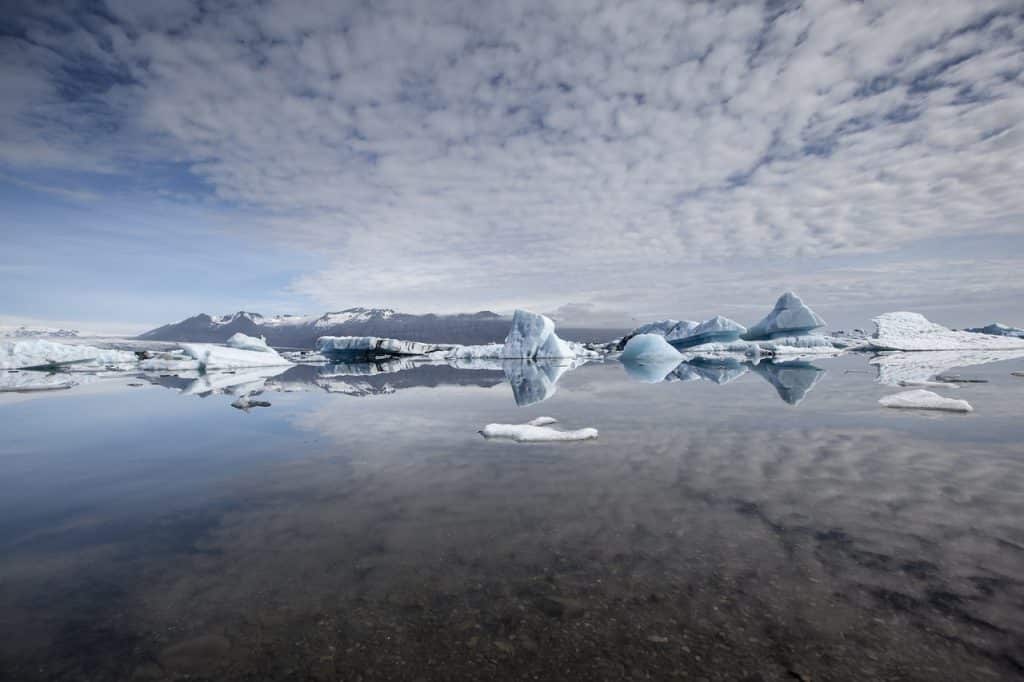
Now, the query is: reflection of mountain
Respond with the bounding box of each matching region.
[750,360,825,405]
[502,360,575,406]
[870,349,1024,386]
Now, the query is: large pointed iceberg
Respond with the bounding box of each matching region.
[502,309,576,359]
[868,312,1024,351]
[743,292,826,340]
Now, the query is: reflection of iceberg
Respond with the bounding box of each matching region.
[751,360,824,405]
[180,366,292,396]
[667,358,748,385]
[870,349,1024,386]
[502,360,575,406]
[621,355,681,383]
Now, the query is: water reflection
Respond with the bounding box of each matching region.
[620,356,827,405]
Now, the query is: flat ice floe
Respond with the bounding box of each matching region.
[480,417,598,442]
[879,389,973,413]
[0,339,137,369]
[868,312,1024,351]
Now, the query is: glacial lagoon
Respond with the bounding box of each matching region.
[2,353,1023,680]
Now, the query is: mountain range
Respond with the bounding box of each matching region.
[138,307,624,348]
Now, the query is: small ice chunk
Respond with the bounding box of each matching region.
[480,419,598,442]
[620,334,683,363]
[879,389,973,413]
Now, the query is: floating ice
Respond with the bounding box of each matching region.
[225,333,275,353]
[744,292,826,340]
[0,371,78,393]
[502,310,576,359]
[480,416,598,442]
[0,339,137,370]
[180,343,292,369]
[316,336,444,358]
[620,334,683,363]
[869,312,1024,351]
[879,389,973,413]
[670,316,747,349]
[964,322,1024,339]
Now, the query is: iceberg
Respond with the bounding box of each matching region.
[225,333,275,353]
[964,322,1024,339]
[669,316,747,350]
[868,312,1024,351]
[0,371,78,393]
[480,417,598,443]
[502,310,576,359]
[751,360,825,405]
[179,343,292,370]
[620,334,683,363]
[879,389,973,413]
[0,339,137,370]
[743,292,826,340]
[316,336,445,359]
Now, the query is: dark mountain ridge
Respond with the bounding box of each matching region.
[139,307,624,347]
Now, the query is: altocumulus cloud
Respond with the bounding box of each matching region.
[2,0,1024,323]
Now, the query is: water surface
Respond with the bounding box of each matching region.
[1,355,1023,681]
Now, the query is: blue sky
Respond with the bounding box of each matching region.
[2,1,1023,334]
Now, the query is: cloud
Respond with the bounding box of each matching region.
[2,1,1023,321]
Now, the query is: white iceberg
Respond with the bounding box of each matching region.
[0,371,78,393]
[502,309,576,359]
[868,312,1024,351]
[963,322,1024,339]
[180,343,292,369]
[480,416,598,442]
[225,332,275,353]
[316,336,444,358]
[743,292,827,340]
[879,389,973,413]
[669,316,747,350]
[0,339,137,370]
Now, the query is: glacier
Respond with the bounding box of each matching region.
[743,292,827,340]
[868,312,1024,351]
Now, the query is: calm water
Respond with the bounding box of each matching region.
[1,354,1023,681]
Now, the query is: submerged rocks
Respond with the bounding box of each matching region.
[743,292,826,340]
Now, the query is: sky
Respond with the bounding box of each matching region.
[1,0,1023,334]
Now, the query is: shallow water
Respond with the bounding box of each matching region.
[1,354,1023,681]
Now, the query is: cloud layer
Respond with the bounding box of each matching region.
[2,1,1023,323]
